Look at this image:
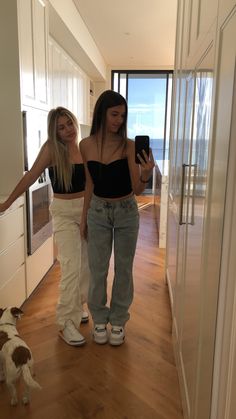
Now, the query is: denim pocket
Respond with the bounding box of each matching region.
[120,198,138,213]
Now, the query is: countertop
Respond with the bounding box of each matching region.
[0,195,24,216]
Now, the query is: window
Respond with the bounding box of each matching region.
[112,70,173,162]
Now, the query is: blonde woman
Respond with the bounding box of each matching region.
[0,107,90,346]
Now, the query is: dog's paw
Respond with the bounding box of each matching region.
[0,369,5,382]
[10,397,18,406]
[22,396,30,405]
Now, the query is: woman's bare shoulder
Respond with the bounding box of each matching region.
[37,140,51,160]
[126,138,135,145]
[80,136,94,150]
[126,138,135,153]
[79,136,95,162]
[80,135,93,145]
[43,141,54,160]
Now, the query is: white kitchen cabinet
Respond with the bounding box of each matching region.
[0,1,53,307]
[0,197,26,308]
[48,36,90,124]
[17,0,49,109]
[26,236,53,297]
[89,80,96,124]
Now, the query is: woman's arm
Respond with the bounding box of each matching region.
[80,139,94,239]
[0,142,51,213]
[127,139,155,196]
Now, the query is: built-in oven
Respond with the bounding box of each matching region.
[22,108,53,255]
[25,173,52,255]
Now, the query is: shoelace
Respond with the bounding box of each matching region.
[111,327,123,334]
[95,326,106,332]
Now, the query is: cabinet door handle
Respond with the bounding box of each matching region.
[179,164,188,225]
[189,164,197,225]
[22,111,28,171]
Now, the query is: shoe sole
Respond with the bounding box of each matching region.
[109,337,125,346]
[58,331,86,346]
[93,338,108,344]
[92,332,108,345]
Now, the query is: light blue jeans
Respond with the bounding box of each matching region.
[87,194,139,326]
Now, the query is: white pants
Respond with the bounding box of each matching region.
[49,197,90,329]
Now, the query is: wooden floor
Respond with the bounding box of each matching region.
[0,202,183,419]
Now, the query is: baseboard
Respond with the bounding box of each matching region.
[172,318,190,419]
[166,268,174,316]
[168,266,190,419]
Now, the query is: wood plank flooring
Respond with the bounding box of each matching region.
[0,202,183,419]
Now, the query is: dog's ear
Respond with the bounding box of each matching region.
[11,307,24,319]
[0,308,4,318]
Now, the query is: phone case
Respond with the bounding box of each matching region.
[135,135,150,164]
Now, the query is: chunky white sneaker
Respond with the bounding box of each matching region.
[59,319,86,346]
[92,324,108,344]
[109,326,125,346]
[81,311,89,323]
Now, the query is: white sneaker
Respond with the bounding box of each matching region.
[92,324,108,344]
[59,319,86,346]
[81,311,89,323]
[109,326,125,346]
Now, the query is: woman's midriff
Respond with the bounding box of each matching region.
[53,191,85,200]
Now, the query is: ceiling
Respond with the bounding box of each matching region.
[73,0,177,70]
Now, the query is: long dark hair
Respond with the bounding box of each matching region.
[90,90,128,139]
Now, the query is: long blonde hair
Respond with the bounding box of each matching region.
[47,107,79,192]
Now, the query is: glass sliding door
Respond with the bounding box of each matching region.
[112,70,172,163]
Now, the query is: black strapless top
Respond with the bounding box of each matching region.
[48,164,85,193]
[87,158,132,198]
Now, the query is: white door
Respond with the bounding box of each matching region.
[173,44,215,418]
[207,7,236,419]
[180,46,214,418]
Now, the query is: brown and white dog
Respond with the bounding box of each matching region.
[0,307,41,406]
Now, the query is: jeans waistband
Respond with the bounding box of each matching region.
[50,196,84,210]
[91,194,136,208]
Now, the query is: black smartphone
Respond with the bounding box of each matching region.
[135,135,150,164]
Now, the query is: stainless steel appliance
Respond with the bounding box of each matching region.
[22,107,52,255]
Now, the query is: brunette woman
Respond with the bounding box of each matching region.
[80,90,154,346]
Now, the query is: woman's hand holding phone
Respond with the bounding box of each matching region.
[134,135,155,182]
[135,135,150,164]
